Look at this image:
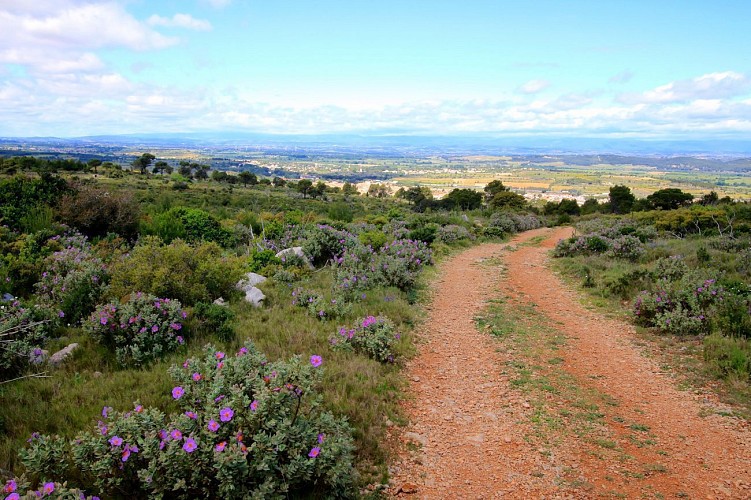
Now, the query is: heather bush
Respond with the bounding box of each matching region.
[109,237,243,306]
[330,315,398,363]
[291,288,351,321]
[606,235,645,261]
[34,233,109,324]
[653,255,689,281]
[0,477,100,499]
[16,343,356,499]
[84,293,187,367]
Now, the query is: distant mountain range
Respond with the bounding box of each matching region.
[1,133,750,158]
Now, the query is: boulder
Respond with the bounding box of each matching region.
[49,343,79,366]
[213,297,227,307]
[235,273,267,307]
[242,287,266,307]
[275,247,314,270]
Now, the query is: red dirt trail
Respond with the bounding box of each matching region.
[390,227,751,499]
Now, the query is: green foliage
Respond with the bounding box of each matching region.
[0,174,70,230]
[165,207,233,247]
[327,202,354,223]
[330,316,398,363]
[436,224,473,244]
[109,237,244,306]
[407,224,437,244]
[358,230,388,251]
[246,248,280,274]
[302,225,358,267]
[444,188,483,210]
[84,293,187,367]
[608,185,635,214]
[704,334,751,381]
[16,343,357,499]
[646,188,694,210]
[192,302,235,342]
[0,299,54,382]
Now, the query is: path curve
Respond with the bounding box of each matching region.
[391,227,751,499]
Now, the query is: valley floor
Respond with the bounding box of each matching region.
[390,228,751,499]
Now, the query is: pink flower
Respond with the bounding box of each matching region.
[215,351,225,360]
[215,441,227,452]
[172,386,184,399]
[43,482,55,495]
[310,355,322,367]
[170,429,183,441]
[219,407,234,422]
[308,447,321,458]
[3,480,17,493]
[208,420,220,432]
[109,435,123,447]
[238,347,248,356]
[185,411,197,419]
[249,400,258,412]
[135,405,143,413]
[192,373,202,381]
[183,437,197,453]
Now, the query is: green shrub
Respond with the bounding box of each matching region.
[16,343,357,499]
[358,230,388,251]
[193,302,235,341]
[302,225,358,267]
[330,315,398,363]
[57,185,140,239]
[144,208,233,247]
[109,237,243,306]
[246,248,280,273]
[85,293,187,367]
[436,224,473,244]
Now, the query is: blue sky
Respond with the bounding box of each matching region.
[1,0,750,137]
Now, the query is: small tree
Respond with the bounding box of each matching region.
[484,180,509,203]
[297,179,313,198]
[238,171,257,187]
[609,185,635,214]
[132,153,156,174]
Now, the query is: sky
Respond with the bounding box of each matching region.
[1,0,750,138]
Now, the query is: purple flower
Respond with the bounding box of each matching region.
[250,400,258,411]
[43,482,55,495]
[185,411,197,419]
[219,407,234,422]
[317,433,325,444]
[310,355,322,367]
[4,480,17,493]
[308,447,321,458]
[100,316,108,325]
[207,420,220,432]
[172,386,184,399]
[109,435,123,447]
[58,311,65,318]
[6,493,20,500]
[176,335,184,345]
[215,351,225,360]
[192,373,202,381]
[238,347,249,356]
[121,448,131,462]
[151,325,159,333]
[215,441,227,452]
[183,437,197,453]
[170,429,183,440]
[170,322,182,330]
[135,404,143,413]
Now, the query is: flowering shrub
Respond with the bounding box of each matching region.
[16,343,356,499]
[301,224,358,267]
[1,477,100,499]
[84,293,187,367]
[653,255,689,282]
[330,315,398,363]
[605,235,645,261]
[0,299,53,381]
[291,288,351,321]
[34,233,109,324]
[554,230,645,261]
[436,224,473,244]
[633,274,724,335]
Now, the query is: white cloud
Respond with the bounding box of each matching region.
[517,79,550,95]
[148,13,212,31]
[618,71,750,104]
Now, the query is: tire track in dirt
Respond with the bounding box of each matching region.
[391,227,751,499]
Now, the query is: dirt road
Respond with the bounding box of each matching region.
[390,227,751,499]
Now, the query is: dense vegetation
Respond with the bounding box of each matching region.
[0,164,544,498]
[1,159,750,497]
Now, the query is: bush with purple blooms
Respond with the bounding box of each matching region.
[291,288,351,321]
[0,477,101,499]
[84,293,187,367]
[301,224,359,267]
[34,232,109,325]
[16,343,356,499]
[632,273,724,335]
[0,299,53,381]
[330,315,398,363]
[436,224,474,244]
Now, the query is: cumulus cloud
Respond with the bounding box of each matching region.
[618,71,750,104]
[517,79,550,95]
[147,13,212,31]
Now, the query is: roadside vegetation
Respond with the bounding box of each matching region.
[1,156,749,497]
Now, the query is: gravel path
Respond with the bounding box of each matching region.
[391,227,751,499]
